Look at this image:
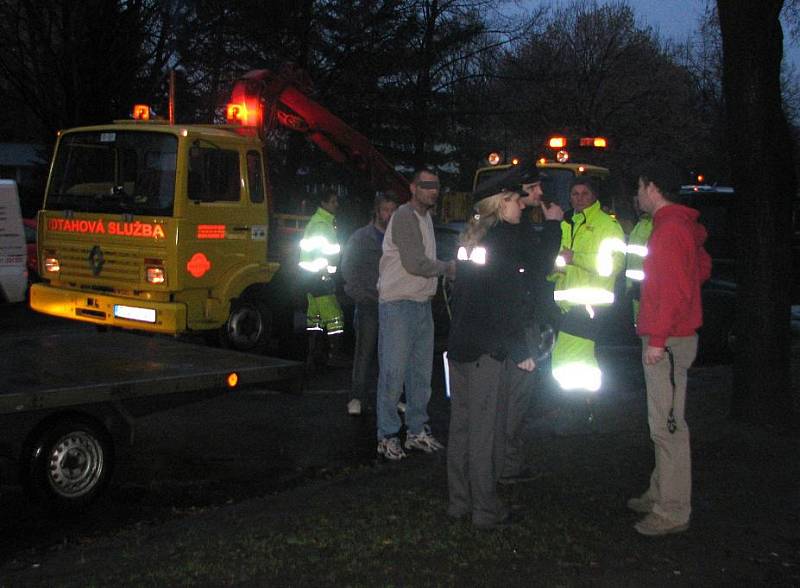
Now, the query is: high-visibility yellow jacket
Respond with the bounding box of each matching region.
[552,200,625,309]
[299,207,340,274]
[625,214,653,322]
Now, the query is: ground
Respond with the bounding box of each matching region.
[1,335,798,586]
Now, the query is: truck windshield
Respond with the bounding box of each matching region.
[46,131,177,216]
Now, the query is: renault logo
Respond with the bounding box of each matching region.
[88,245,105,276]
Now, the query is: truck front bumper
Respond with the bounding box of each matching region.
[29,283,187,334]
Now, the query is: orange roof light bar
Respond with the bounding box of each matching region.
[132,104,151,120]
[548,136,567,149]
[226,102,247,124]
[226,97,263,127]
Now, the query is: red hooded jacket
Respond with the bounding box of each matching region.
[636,204,712,348]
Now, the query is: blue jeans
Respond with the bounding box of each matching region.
[377,300,434,439]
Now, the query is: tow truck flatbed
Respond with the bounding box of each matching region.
[0,330,303,510]
[0,331,303,414]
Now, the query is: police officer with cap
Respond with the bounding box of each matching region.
[474,161,564,483]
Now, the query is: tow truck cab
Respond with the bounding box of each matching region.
[30,111,281,350]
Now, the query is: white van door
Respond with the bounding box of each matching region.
[0,180,28,303]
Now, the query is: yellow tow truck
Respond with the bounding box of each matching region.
[30,65,407,352]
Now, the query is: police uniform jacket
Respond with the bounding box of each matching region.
[447,222,532,364]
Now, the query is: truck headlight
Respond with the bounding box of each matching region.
[145,257,166,285]
[44,256,60,272]
[146,266,165,284]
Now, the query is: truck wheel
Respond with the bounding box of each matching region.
[221,298,271,352]
[24,418,114,511]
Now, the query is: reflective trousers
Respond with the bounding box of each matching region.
[306,293,343,334]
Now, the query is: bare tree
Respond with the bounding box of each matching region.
[485,1,706,189]
[718,0,797,428]
[0,0,158,142]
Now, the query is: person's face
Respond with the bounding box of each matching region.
[570,183,596,212]
[375,200,397,229]
[410,172,440,209]
[499,193,524,224]
[637,178,653,214]
[520,182,543,206]
[322,195,339,214]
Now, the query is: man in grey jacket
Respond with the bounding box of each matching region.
[341,192,398,416]
[376,168,455,460]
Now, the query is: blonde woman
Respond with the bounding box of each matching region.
[446,189,537,529]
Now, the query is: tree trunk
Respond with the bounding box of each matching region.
[718,0,797,428]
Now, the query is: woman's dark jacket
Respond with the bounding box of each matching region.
[447,219,560,363]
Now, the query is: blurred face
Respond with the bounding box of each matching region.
[570,183,596,212]
[321,194,339,214]
[637,178,654,214]
[521,182,543,206]
[410,172,440,210]
[375,200,397,230]
[499,193,524,224]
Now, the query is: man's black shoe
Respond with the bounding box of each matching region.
[474,512,523,530]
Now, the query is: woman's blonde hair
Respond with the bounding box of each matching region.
[459,190,519,249]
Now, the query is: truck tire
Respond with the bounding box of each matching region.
[24,417,114,511]
[221,298,271,353]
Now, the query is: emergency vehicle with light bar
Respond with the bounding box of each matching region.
[477,134,611,214]
[439,134,613,224]
[29,64,408,351]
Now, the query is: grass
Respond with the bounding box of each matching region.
[2,356,800,587]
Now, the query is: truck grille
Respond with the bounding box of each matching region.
[56,243,154,285]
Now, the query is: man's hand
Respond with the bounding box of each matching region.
[559,248,574,265]
[644,345,665,365]
[445,259,456,280]
[517,357,536,372]
[542,202,564,221]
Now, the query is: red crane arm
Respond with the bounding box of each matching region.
[230,65,409,200]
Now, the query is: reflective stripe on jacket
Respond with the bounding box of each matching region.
[299,207,340,273]
[552,200,625,308]
[625,214,653,289]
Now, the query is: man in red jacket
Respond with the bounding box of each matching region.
[627,162,712,536]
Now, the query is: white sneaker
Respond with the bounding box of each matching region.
[404,429,445,453]
[634,513,689,536]
[377,437,407,461]
[347,398,362,415]
[626,496,654,514]
[397,401,407,414]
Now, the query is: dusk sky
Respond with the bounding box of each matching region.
[512,0,800,68]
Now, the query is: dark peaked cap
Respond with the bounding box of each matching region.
[471,161,545,203]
